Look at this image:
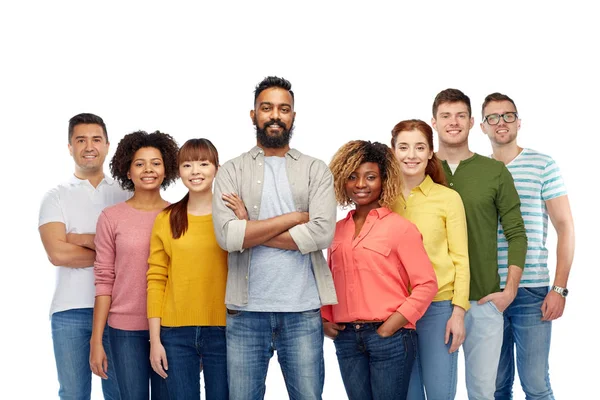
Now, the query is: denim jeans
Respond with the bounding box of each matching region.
[108,326,169,400]
[51,308,120,400]
[334,322,417,400]
[407,301,458,400]
[463,300,504,400]
[226,309,324,400]
[160,325,228,400]
[495,287,554,400]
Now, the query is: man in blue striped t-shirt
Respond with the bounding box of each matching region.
[481,92,575,400]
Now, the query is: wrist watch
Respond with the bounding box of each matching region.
[552,285,569,297]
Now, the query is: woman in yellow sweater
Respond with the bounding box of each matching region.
[390,120,470,400]
[146,138,245,400]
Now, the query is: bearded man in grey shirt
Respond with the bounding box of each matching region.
[212,76,337,400]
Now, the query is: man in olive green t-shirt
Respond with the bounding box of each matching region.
[431,88,527,400]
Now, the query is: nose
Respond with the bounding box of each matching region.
[191,164,200,175]
[271,107,280,121]
[407,147,417,159]
[356,176,367,188]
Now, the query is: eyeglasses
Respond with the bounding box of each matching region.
[483,112,518,125]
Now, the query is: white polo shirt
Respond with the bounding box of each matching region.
[39,175,130,316]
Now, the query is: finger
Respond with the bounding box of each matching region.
[477,295,490,305]
[162,354,168,371]
[103,358,108,374]
[449,336,460,353]
[444,326,451,345]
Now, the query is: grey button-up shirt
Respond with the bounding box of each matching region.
[212,146,338,307]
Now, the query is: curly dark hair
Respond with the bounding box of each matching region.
[329,140,402,209]
[254,76,294,105]
[110,130,179,192]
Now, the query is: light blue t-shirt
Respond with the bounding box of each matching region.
[498,148,567,288]
[231,156,321,311]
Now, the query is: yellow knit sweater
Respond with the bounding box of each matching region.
[147,211,228,327]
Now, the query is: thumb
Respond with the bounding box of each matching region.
[477,295,491,305]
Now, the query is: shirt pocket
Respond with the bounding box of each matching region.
[359,241,392,275]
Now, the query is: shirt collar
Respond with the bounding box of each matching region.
[346,207,392,220]
[68,174,116,186]
[249,146,301,160]
[415,175,434,197]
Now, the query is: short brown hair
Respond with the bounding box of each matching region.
[481,92,518,120]
[432,88,471,118]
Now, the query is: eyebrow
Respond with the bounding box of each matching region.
[133,158,163,162]
[397,141,427,145]
[74,135,104,140]
[259,101,292,108]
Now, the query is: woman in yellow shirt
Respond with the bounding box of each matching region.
[391,119,470,400]
[146,138,245,400]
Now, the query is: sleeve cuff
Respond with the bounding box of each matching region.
[289,224,317,255]
[226,219,247,252]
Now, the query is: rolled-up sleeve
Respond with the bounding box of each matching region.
[289,161,336,254]
[212,162,247,253]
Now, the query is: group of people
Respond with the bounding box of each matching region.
[38,76,574,400]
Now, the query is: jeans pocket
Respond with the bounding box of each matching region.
[301,308,322,316]
[487,301,503,315]
[523,286,548,300]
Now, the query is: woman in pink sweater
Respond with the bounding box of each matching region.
[90,130,178,400]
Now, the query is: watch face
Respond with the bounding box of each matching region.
[562,288,569,297]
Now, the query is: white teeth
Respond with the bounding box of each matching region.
[190,179,203,183]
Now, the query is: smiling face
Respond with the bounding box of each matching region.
[393,129,433,180]
[481,100,521,146]
[250,87,296,148]
[432,101,474,147]
[345,162,382,210]
[68,123,109,175]
[179,160,216,194]
[127,147,165,192]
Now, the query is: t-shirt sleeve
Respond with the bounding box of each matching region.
[39,188,64,227]
[541,158,567,201]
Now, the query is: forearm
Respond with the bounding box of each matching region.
[553,225,575,288]
[90,295,111,344]
[242,213,302,249]
[263,231,299,250]
[67,233,96,250]
[47,244,96,268]
[149,318,162,344]
[503,264,523,296]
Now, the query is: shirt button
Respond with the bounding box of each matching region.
[245,275,248,280]
[253,205,258,209]
[449,183,454,186]
[257,180,261,184]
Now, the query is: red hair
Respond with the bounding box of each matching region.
[391,119,447,186]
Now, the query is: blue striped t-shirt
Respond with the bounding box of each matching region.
[497,148,567,288]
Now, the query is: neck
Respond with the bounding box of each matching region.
[258,143,290,157]
[436,143,473,164]
[187,189,213,215]
[402,174,426,198]
[127,189,166,210]
[74,168,105,188]
[491,142,522,165]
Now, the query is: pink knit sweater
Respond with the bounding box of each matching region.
[94,201,165,331]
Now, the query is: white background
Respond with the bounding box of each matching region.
[1,1,597,398]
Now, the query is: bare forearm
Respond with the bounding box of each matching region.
[48,244,96,268]
[242,212,304,249]
[504,265,523,295]
[67,233,96,250]
[263,231,299,250]
[149,318,162,344]
[91,296,111,344]
[553,228,575,287]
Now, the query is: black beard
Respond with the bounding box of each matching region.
[255,118,294,149]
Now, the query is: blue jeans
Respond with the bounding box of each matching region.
[160,326,228,400]
[407,301,458,400]
[108,326,169,400]
[51,308,120,400]
[464,300,504,400]
[226,309,324,400]
[334,322,417,400]
[495,287,554,400]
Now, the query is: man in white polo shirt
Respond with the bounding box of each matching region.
[39,113,128,399]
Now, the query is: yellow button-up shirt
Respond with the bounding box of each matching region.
[392,175,470,311]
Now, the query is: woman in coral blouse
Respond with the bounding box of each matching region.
[322,140,438,400]
[391,119,470,400]
[90,130,178,400]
